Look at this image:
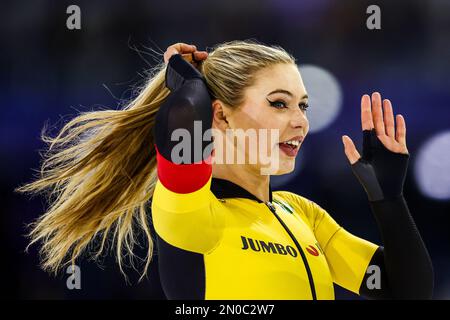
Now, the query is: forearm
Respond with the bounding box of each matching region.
[360,195,434,299]
[154,53,213,163]
[154,54,213,192]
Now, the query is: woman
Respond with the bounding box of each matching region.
[17,40,433,300]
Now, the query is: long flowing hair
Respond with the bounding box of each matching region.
[15,39,296,280]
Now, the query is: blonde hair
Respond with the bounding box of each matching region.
[15,39,296,281]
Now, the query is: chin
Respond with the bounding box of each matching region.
[271,160,295,175]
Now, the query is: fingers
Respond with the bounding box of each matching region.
[163,43,189,63]
[172,43,197,55]
[357,91,409,156]
[164,43,196,64]
[361,94,374,130]
[372,92,386,136]
[181,51,209,64]
[383,99,395,138]
[362,93,400,139]
[164,43,208,64]
[342,135,361,165]
[396,114,407,145]
[193,51,208,61]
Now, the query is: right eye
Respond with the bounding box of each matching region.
[267,98,287,109]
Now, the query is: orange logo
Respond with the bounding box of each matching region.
[306,245,319,256]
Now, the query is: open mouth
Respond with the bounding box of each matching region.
[278,137,303,157]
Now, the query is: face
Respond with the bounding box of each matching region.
[212,63,309,176]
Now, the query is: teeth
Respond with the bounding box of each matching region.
[283,140,300,147]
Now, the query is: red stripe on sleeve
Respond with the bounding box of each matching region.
[154,144,212,194]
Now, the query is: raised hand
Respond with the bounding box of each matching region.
[343,92,408,165]
[163,43,210,92]
[341,92,410,202]
[163,42,208,70]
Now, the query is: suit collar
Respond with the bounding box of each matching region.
[210,177,273,203]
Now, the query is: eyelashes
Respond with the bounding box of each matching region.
[266,98,309,111]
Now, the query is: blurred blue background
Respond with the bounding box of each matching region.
[1,0,449,299]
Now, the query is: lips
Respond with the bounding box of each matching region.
[278,136,304,157]
[284,136,304,144]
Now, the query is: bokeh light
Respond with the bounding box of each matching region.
[298,64,343,133]
[414,130,450,200]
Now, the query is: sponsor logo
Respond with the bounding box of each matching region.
[306,245,319,256]
[241,236,298,257]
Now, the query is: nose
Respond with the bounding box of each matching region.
[290,108,308,130]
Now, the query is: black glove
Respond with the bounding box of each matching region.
[154,53,213,164]
[351,129,410,201]
[165,53,205,91]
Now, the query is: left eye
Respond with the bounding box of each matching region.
[299,103,309,111]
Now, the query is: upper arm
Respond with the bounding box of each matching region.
[323,226,379,294]
[308,199,379,295]
[152,175,225,254]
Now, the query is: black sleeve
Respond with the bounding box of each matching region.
[359,195,434,299]
[153,53,213,163]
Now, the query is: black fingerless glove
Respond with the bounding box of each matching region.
[165,54,205,91]
[351,129,410,201]
[154,53,213,163]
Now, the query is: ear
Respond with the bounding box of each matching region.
[212,99,230,130]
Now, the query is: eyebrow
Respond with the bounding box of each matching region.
[267,89,308,100]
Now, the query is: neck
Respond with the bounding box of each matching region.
[212,163,271,202]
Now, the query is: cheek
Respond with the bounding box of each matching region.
[233,105,288,149]
[251,111,288,151]
[238,104,271,129]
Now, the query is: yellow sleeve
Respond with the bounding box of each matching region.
[284,192,379,295]
[151,176,225,254]
[311,200,379,294]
